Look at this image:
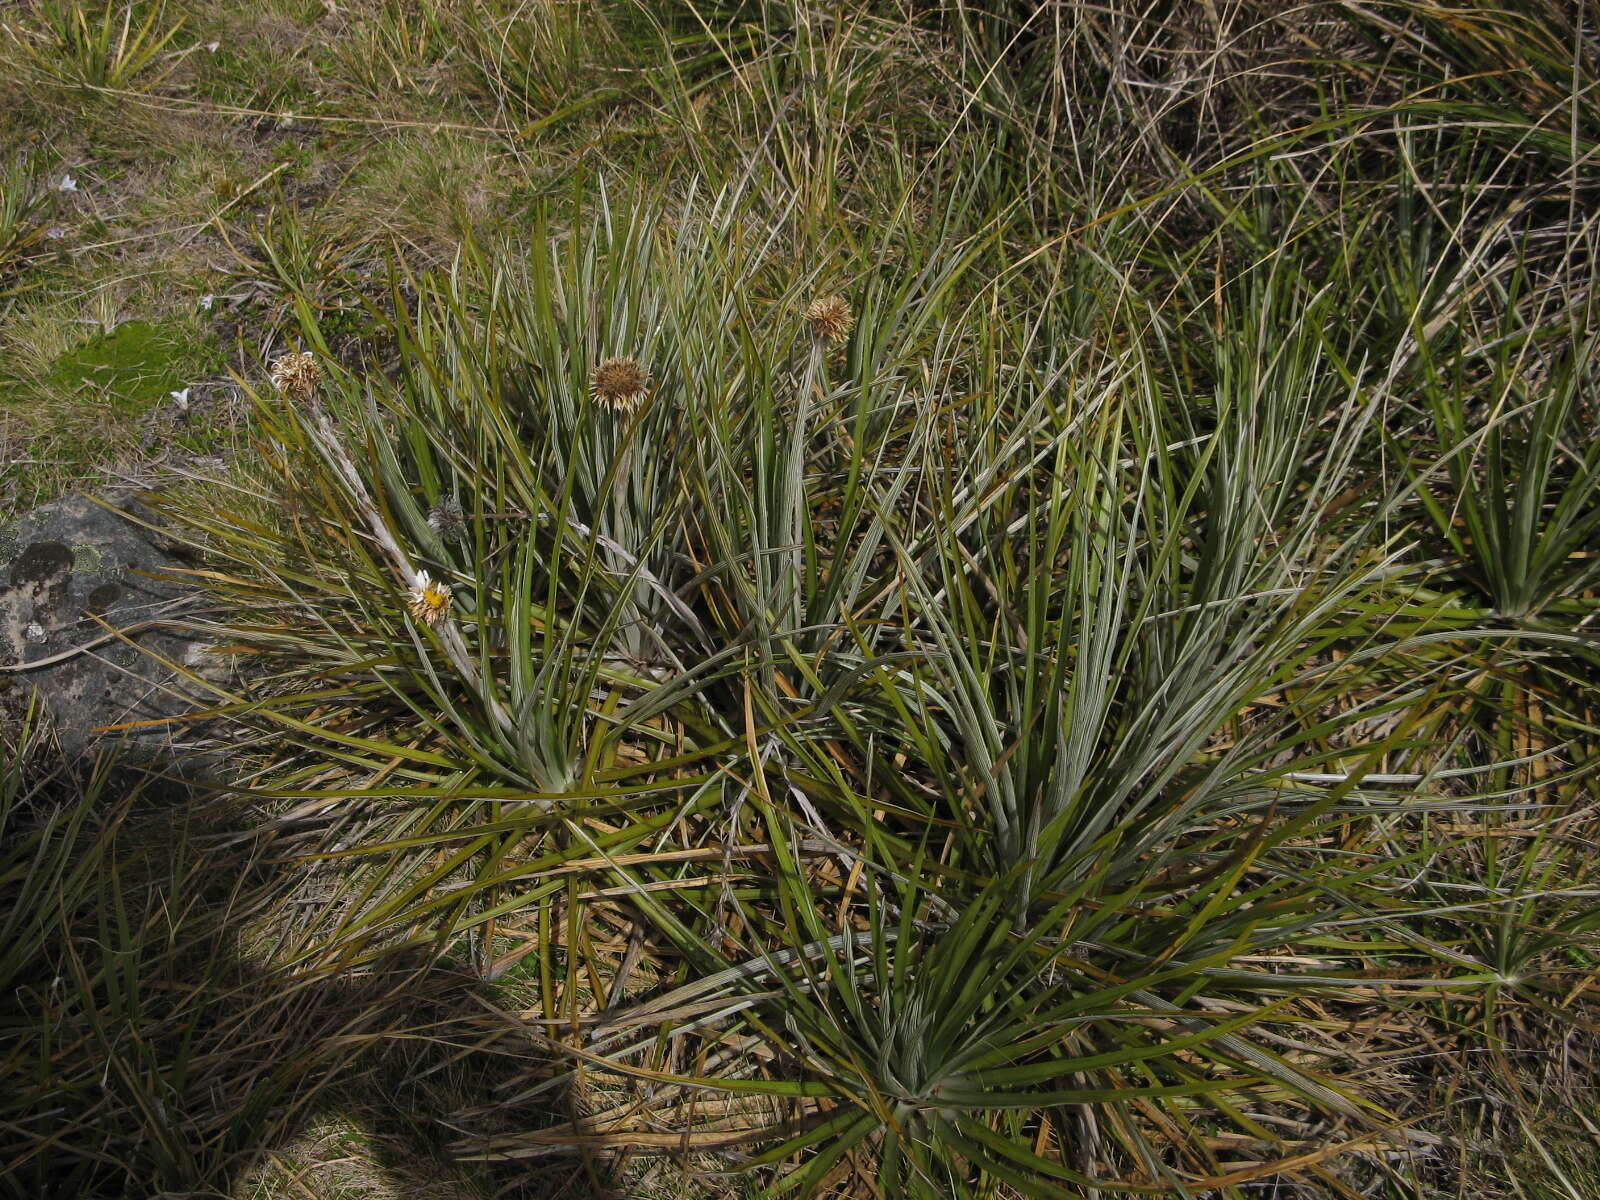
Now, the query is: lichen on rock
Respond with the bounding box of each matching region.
[1,492,230,764]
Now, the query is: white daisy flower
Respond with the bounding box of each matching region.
[406,569,453,625]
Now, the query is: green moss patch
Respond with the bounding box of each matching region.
[44,319,218,414]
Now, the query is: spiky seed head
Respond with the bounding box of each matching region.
[269,351,321,403]
[427,495,466,543]
[590,356,650,413]
[406,569,453,626]
[804,295,854,344]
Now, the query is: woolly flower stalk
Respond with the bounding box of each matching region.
[406,569,453,626]
[590,356,651,413]
[804,295,853,344]
[269,351,322,403]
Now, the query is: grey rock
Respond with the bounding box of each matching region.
[1,492,230,764]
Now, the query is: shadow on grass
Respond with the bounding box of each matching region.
[0,746,619,1200]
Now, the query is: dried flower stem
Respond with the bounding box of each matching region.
[306,411,517,743]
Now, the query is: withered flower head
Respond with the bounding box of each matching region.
[590,356,651,413]
[804,295,854,344]
[406,569,453,626]
[427,495,466,544]
[269,351,321,403]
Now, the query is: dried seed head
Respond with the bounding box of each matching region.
[427,495,467,544]
[269,351,321,403]
[590,356,651,413]
[406,569,453,626]
[804,295,854,344]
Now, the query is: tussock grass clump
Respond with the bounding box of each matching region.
[0,705,340,1197]
[0,156,52,303]
[2,1,1597,1197]
[145,148,1599,1193]
[2,0,188,94]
